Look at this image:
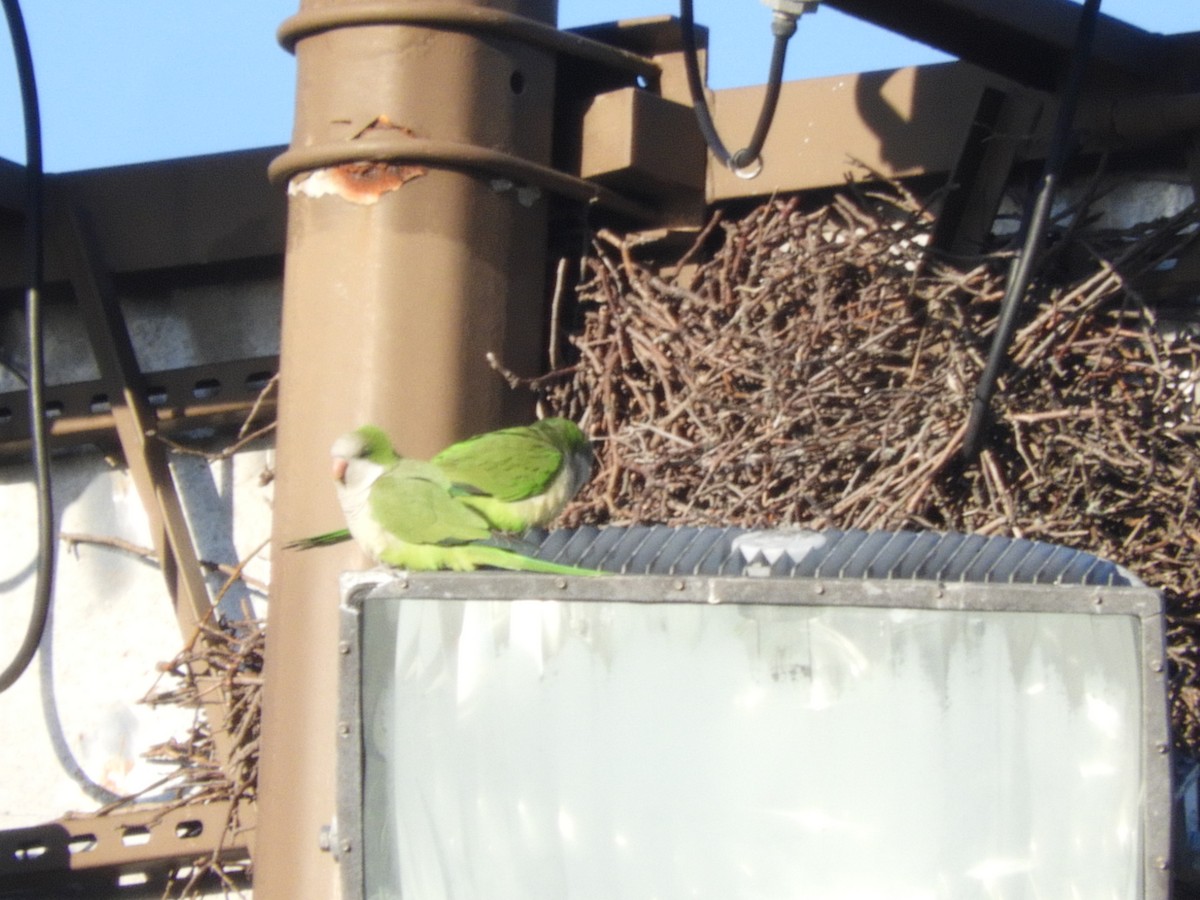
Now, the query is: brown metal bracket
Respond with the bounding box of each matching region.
[50,200,239,762]
[0,800,248,893]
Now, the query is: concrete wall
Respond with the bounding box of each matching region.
[0,443,274,830]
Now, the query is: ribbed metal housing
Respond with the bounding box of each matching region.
[530,525,1141,586]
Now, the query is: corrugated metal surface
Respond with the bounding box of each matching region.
[530,525,1141,586]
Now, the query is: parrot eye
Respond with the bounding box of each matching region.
[330,433,365,460]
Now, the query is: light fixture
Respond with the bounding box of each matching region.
[333,527,1171,900]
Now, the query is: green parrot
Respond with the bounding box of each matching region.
[286,417,594,549]
[321,424,599,575]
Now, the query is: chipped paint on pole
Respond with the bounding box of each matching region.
[287,117,428,205]
[288,161,427,205]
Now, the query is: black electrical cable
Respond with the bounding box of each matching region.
[0,0,56,695]
[0,2,166,809]
[679,0,798,174]
[960,0,1102,462]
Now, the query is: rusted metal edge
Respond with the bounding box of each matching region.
[0,800,250,889]
[268,135,656,221]
[0,355,278,458]
[277,1,661,85]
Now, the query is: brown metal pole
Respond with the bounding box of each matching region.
[256,1,556,896]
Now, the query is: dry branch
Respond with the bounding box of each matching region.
[60,532,269,594]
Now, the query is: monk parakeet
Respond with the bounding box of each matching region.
[325,425,599,575]
[287,417,593,549]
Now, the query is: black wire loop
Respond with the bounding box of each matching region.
[679,0,800,176]
[0,0,55,695]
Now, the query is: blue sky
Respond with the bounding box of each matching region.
[0,1,1194,172]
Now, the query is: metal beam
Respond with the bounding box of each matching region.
[0,147,287,290]
[706,60,1200,206]
[0,355,278,459]
[50,201,237,770]
[824,0,1171,93]
[0,800,248,892]
[709,62,1001,202]
[0,158,24,228]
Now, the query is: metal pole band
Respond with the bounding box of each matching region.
[268,135,655,220]
[277,1,661,85]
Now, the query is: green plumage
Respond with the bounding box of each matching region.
[433,418,586,501]
[298,422,599,575]
[285,418,593,551]
[433,418,592,532]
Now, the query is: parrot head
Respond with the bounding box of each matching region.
[531,418,590,453]
[532,417,594,495]
[331,425,396,486]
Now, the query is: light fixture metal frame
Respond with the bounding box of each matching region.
[334,569,1172,900]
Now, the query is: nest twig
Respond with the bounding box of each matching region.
[137,612,263,898]
[59,532,269,594]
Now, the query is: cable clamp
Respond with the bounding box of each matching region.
[762,0,819,19]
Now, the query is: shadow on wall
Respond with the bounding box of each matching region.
[852,64,1021,178]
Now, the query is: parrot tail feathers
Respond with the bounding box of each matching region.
[479,532,540,554]
[283,528,353,551]
[466,544,604,577]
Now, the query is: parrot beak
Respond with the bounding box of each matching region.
[332,457,349,484]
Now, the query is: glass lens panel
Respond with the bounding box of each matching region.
[361,599,1143,900]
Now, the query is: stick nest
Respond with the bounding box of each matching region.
[138,617,263,896]
[543,180,1200,753]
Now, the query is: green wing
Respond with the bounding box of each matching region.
[369,459,493,546]
[432,427,562,502]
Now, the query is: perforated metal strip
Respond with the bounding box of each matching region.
[529,525,1139,586]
